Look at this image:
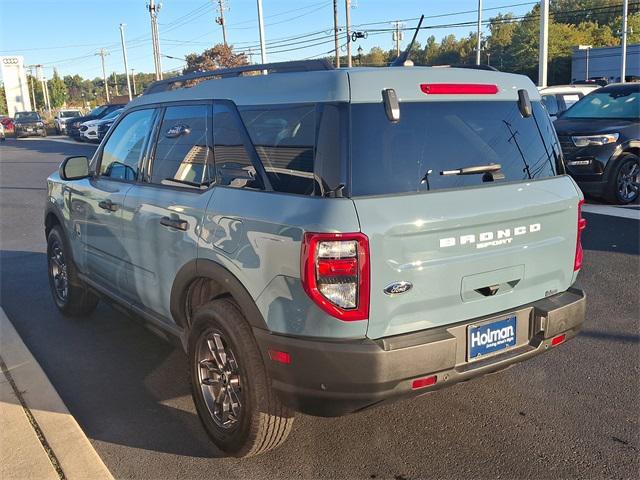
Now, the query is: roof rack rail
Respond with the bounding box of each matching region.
[143,59,335,95]
[430,64,499,72]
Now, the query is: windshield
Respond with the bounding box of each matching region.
[102,109,123,121]
[15,112,40,121]
[350,101,560,196]
[89,105,108,117]
[60,110,80,118]
[562,87,639,119]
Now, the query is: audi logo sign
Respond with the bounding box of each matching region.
[0,56,32,114]
[2,58,20,65]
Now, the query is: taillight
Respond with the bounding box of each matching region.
[420,83,499,95]
[574,200,587,271]
[301,232,370,321]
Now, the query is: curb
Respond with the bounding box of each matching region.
[0,307,113,480]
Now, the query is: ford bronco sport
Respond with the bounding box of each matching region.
[45,59,586,457]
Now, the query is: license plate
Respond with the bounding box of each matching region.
[26,128,33,132]
[468,315,516,360]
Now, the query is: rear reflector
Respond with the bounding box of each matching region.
[420,83,499,95]
[268,349,291,364]
[551,334,566,347]
[574,200,587,271]
[412,375,437,390]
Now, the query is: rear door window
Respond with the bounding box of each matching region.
[349,101,560,197]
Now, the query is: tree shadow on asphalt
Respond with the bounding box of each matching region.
[0,138,98,159]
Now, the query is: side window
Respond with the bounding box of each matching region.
[541,94,559,116]
[100,109,155,181]
[150,105,213,188]
[212,102,262,189]
[239,105,316,195]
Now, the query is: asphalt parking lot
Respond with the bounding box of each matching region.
[0,137,638,479]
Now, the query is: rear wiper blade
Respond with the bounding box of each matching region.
[440,163,502,176]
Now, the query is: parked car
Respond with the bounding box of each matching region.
[572,77,608,87]
[67,104,124,141]
[0,122,5,141]
[54,109,82,134]
[555,83,639,204]
[0,116,13,133]
[45,60,586,457]
[79,108,123,143]
[539,84,599,120]
[13,111,46,138]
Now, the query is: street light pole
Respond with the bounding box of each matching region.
[131,69,137,96]
[621,0,629,83]
[578,45,592,81]
[120,24,133,101]
[256,0,267,65]
[345,0,352,68]
[538,0,549,87]
[476,0,482,65]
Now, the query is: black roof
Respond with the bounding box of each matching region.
[600,83,640,93]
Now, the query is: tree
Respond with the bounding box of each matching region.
[184,44,248,74]
[365,47,387,66]
[48,69,68,108]
[0,83,7,115]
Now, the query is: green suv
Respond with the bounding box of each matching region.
[45,60,586,457]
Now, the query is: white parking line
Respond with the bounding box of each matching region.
[583,204,640,220]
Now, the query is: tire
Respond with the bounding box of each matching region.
[188,299,294,457]
[47,226,99,316]
[605,154,640,205]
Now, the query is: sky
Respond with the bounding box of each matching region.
[0,0,538,81]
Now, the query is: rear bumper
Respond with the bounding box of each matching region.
[255,288,586,417]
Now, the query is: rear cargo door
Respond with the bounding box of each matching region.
[348,100,581,339]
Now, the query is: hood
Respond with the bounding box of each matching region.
[553,117,636,136]
[69,115,96,125]
[83,119,101,127]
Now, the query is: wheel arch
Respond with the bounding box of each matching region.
[170,258,268,332]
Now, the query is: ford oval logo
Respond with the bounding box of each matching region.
[384,281,413,296]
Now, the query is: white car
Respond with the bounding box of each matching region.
[0,122,5,141]
[538,84,600,120]
[54,109,82,134]
[79,108,122,142]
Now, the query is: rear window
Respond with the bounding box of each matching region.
[349,101,560,196]
[562,87,639,120]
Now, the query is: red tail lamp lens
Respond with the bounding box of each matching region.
[412,375,437,390]
[317,258,358,277]
[420,83,499,95]
[551,334,566,347]
[268,349,291,364]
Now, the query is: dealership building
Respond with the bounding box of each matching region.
[571,44,640,83]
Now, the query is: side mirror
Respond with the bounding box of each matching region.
[59,156,90,180]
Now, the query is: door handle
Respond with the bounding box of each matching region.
[98,199,119,212]
[160,216,188,231]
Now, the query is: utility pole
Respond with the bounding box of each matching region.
[131,69,137,95]
[578,45,592,80]
[27,66,37,111]
[345,0,352,67]
[113,72,119,96]
[36,65,51,114]
[120,24,133,101]
[621,0,629,82]
[216,0,229,46]
[95,49,110,102]
[392,21,404,57]
[476,0,483,65]
[256,0,267,65]
[333,0,340,68]
[148,0,163,80]
[538,0,549,87]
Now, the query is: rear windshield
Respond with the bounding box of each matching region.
[60,110,80,118]
[349,101,560,196]
[15,112,40,121]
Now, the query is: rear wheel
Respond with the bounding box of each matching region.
[47,226,99,316]
[188,299,294,457]
[605,154,640,204]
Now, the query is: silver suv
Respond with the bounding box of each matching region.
[45,60,586,457]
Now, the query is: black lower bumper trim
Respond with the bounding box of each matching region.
[254,288,586,417]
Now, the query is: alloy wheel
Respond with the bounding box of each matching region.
[49,241,69,302]
[617,161,640,202]
[196,330,243,429]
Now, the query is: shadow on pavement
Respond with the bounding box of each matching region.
[0,138,97,158]
[0,249,221,459]
[581,212,639,256]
